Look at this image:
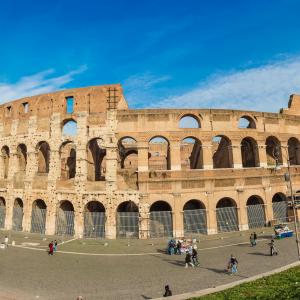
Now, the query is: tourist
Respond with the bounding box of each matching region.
[176,240,182,255]
[48,241,54,255]
[54,240,58,252]
[228,254,238,274]
[269,239,278,256]
[253,232,257,245]
[250,233,255,246]
[192,247,199,266]
[185,251,194,268]
[163,285,172,297]
[4,235,8,248]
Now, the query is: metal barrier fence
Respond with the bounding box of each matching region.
[216,207,239,232]
[55,209,75,236]
[183,209,207,235]
[272,201,288,223]
[247,204,266,229]
[0,206,5,228]
[116,212,139,238]
[84,212,105,238]
[12,207,23,231]
[150,211,173,238]
[31,208,47,234]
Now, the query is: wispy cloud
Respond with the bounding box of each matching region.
[0,65,87,103]
[156,56,300,112]
[123,72,171,106]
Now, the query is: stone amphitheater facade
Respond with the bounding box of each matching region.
[0,83,299,239]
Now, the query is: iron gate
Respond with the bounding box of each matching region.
[183,209,207,235]
[247,204,266,229]
[216,207,239,232]
[31,208,47,234]
[116,212,139,238]
[84,212,105,238]
[272,201,288,223]
[55,209,75,236]
[12,207,23,231]
[0,206,5,228]
[150,211,173,238]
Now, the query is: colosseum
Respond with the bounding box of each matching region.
[0,83,299,239]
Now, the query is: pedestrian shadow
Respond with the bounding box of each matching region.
[141,295,152,299]
[202,267,227,274]
[248,252,269,256]
[163,259,184,267]
[156,248,167,254]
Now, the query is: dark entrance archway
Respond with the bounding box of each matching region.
[272,193,288,223]
[216,198,239,232]
[0,197,6,228]
[246,196,266,228]
[31,199,47,234]
[55,200,75,236]
[116,201,139,238]
[12,198,23,231]
[84,201,105,238]
[150,201,173,238]
[183,200,207,235]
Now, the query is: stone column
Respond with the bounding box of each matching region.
[22,196,32,232]
[7,151,18,180]
[202,143,213,169]
[170,140,181,171]
[232,143,243,169]
[139,198,150,239]
[237,191,249,231]
[172,193,184,237]
[74,207,84,238]
[45,204,56,235]
[258,144,268,168]
[264,186,274,223]
[137,141,149,172]
[206,191,217,234]
[105,201,117,239]
[4,196,14,230]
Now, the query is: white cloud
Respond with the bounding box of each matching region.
[0,65,87,103]
[156,56,300,112]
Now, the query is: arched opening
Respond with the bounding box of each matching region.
[87,138,106,181]
[288,137,300,165]
[31,199,47,234]
[238,116,256,129]
[0,197,6,228]
[212,135,233,168]
[183,200,207,235]
[12,198,23,231]
[116,201,139,238]
[180,137,203,169]
[266,136,283,166]
[246,196,266,228]
[149,136,170,170]
[149,201,173,238]
[179,115,200,128]
[36,141,50,173]
[216,198,239,232]
[55,200,75,236]
[84,201,105,238]
[241,137,260,167]
[16,144,27,172]
[60,142,76,180]
[1,146,10,179]
[272,193,288,223]
[62,119,77,136]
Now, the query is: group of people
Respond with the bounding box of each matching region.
[48,240,58,255]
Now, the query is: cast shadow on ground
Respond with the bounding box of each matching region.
[141,295,152,299]
[248,252,269,256]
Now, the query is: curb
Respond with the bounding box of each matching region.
[153,260,300,300]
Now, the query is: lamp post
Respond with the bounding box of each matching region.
[275,145,300,260]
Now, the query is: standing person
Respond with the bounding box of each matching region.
[48,241,54,256]
[269,239,278,256]
[250,233,254,246]
[253,232,257,246]
[176,240,182,255]
[228,254,238,274]
[185,251,194,268]
[163,285,172,297]
[192,247,199,266]
[4,235,8,248]
[54,240,58,252]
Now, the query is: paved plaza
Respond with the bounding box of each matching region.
[0,228,299,300]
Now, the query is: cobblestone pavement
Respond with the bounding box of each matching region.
[0,229,299,300]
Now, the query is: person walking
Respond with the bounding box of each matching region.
[228,254,238,275]
[250,233,254,246]
[163,285,172,297]
[192,247,199,266]
[185,251,194,268]
[54,240,58,252]
[253,232,257,246]
[48,241,54,256]
[4,235,8,248]
[269,239,278,256]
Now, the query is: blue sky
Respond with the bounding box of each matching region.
[1,0,300,112]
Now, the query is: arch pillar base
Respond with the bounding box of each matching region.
[105,225,116,239]
[207,228,218,235]
[239,224,249,231]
